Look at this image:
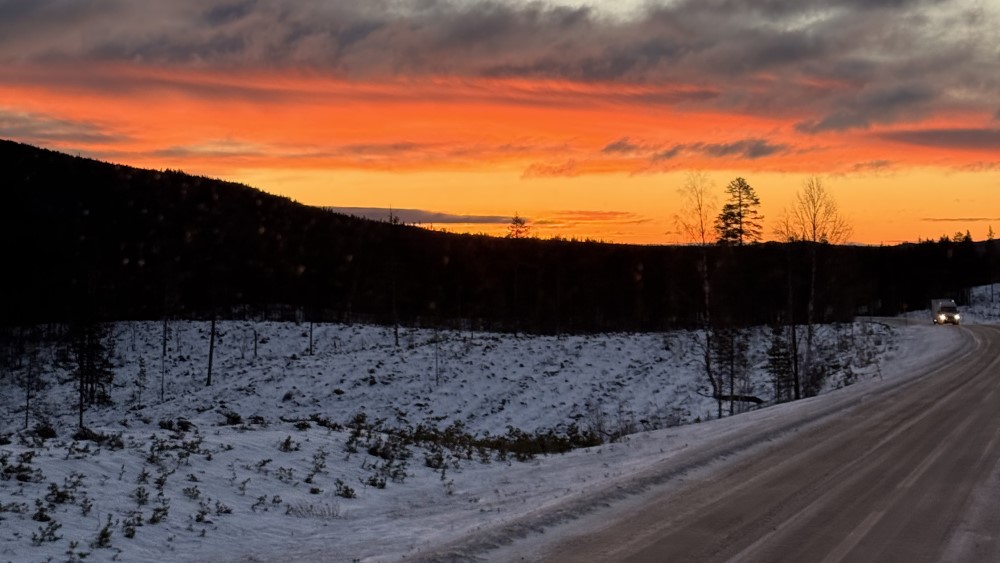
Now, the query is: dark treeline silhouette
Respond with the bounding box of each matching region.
[0,139,991,335]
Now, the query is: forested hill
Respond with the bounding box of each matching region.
[0,139,992,332]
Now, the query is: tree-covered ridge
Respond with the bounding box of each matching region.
[0,139,992,333]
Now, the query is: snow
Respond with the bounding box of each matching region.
[2,287,993,563]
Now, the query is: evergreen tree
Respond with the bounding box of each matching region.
[507,214,531,239]
[766,325,794,403]
[715,177,763,245]
[711,327,751,415]
[70,321,115,428]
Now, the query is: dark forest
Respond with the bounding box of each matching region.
[1,139,991,333]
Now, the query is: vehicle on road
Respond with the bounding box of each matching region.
[931,298,961,325]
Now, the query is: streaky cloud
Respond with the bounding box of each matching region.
[879,128,1000,150]
[522,159,580,178]
[0,107,127,146]
[323,206,510,225]
[921,217,1000,223]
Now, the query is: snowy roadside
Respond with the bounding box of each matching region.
[383,322,971,563]
[0,315,973,563]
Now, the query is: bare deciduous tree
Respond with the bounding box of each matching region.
[775,177,852,396]
[676,172,724,417]
[775,177,851,245]
[675,171,717,246]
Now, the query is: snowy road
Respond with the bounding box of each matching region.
[527,324,1000,562]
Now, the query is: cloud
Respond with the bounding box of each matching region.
[547,210,649,225]
[152,140,267,159]
[522,159,581,178]
[0,107,126,145]
[848,160,894,173]
[796,84,937,133]
[0,0,994,129]
[144,138,551,169]
[652,138,789,161]
[601,137,641,154]
[921,217,1000,223]
[699,139,787,159]
[323,206,509,225]
[878,128,1000,150]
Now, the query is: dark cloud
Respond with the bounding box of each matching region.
[0,107,127,145]
[323,206,509,225]
[336,142,426,156]
[602,137,640,154]
[652,138,788,161]
[203,0,258,26]
[548,210,649,225]
[878,128,1000,150]
[796,84,936,133]
[0,0,994,130]
[651,146,684,161]
[522,159,580,178]
[848,160,894,173]
[699,139,787,159]
[921,217,1000,223]
[151,141,265,159]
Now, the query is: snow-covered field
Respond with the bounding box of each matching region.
[1,287,994,563]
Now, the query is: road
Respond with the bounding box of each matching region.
[529,325,1000,562]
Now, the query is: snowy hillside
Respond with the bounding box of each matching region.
[0,314,949,562]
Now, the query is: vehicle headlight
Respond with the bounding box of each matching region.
[939,314,946,320]
[955,314,961,320]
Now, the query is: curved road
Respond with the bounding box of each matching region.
[529,325,1000,562]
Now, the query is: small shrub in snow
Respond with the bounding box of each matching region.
[308,414,342,431]
[31,422,57,441]
[276,467,295,483]
[154,470,170,491]
[0,501,27,515]
[92,514,115,548]
[278,435,299,452]
[122,511,143,538]
[45,482,76,504]
[132,486,149,506]
[365,474,387,489]
[31,520,62,545]
[182,485,200,500]
[32,500,51,522]
[64,540,89,562]
[221,410,243,426]
[334,479,356,499]
[253,458,272,475]
[149,498,169,524]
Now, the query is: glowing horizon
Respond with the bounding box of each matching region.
[1,0,998,245]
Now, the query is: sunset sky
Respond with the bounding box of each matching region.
[1,0,998,244]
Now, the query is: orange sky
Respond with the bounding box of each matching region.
[1,1,998,245]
